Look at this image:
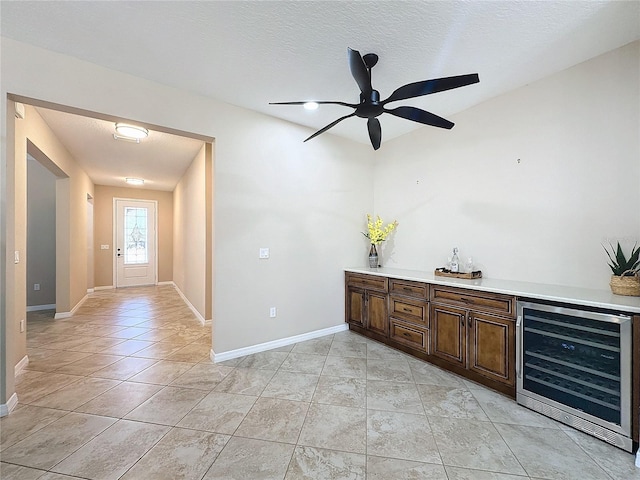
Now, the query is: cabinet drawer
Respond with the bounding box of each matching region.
[431,285,515,317]
[390,319,429,353]
[346,273,388,292]
[389,296,428,327]
[389,279,428,299]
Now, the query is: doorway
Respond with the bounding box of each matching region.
[114,198,157,287]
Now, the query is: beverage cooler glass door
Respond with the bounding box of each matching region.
[516,301,632,450]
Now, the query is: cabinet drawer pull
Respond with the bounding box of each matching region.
[402,332,411,337]
[402,307,411,312]
[403,287,412,291]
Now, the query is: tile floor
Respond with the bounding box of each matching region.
[1,285,638,479]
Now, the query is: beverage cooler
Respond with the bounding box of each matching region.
[516,301,633,452]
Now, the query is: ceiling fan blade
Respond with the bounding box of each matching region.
[270,100,358,108]
[367,118,382,150]
[386,106,454,129]
[382,73,479,104]
[304,112,356,142]
[348,47,372,94]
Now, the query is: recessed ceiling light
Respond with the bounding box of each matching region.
[303,102,319,110]
[125,178,144,186]
[115,123,149,139]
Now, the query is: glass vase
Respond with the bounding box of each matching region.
[368,244,379,268]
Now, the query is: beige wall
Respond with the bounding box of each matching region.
[173,143,210,319]
[6,103,94,375]
[1,38,373,405]
[93,185,173,287]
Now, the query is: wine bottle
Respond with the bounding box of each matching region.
[450,247,459,273]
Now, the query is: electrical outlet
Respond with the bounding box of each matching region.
[34,283,40,291]
[101,245,110,250]
[20,319,25,333]
[259,248,270,259]
[269,307,276,318]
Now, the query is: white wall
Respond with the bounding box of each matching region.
[0,38,373,364]
[374,41,640,290]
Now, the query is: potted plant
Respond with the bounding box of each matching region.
[603,242,640,296]
[362,214,398,268]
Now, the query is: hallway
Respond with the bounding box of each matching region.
[0,286,637,479]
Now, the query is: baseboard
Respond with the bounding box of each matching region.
[0,393,19,417]
[14,355,29,376]
[636,450,639,468]
[54,293,88,319]
[87,288,95,294]
[211,323,348,363]
[171,282,207,326]
[157,281,174,286]
[26,304,56,312]
[94,285,114,291]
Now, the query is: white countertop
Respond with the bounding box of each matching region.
[345,267,640,314]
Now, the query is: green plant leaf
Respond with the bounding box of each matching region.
[603,244,617,266]
[627,243,640,268]
[615,242,627,269]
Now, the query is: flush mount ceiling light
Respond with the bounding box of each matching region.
[303,102,319,110]
[114,123,148,140]
[125,178,144,186]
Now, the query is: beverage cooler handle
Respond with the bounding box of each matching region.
[516,315,523,379]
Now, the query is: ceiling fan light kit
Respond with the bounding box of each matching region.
[271,47,479,150]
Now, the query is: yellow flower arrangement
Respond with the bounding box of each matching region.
[362,214,398,245]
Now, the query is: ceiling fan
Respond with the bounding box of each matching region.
[270,47,479,150]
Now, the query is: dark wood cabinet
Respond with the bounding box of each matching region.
[468,311,514,386]
[430,285,515,389]
[366,291,388,336]
[345,273,388,340]
[431,303,466,366]
[346,287,366,328]
[346,273,518,396]
[388,278,429,353]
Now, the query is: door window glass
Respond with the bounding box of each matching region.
[124,207,148,264]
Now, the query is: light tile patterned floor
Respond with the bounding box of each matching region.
[1,285,638,479]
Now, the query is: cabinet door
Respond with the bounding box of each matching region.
[468,312,514,386]
[367,291,388,336]
[431,304,466,366]
[346,287,366,328]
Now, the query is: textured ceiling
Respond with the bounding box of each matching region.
[2,1,639,185]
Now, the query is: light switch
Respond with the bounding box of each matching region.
[259,248,270,259]
[14,251,19,264]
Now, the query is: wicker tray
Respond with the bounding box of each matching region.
[434,268,482,279]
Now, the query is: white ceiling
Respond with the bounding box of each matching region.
[34,108,205,191]
[2,1,639,187]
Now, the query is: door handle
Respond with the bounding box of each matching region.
[516,315,523,379]
[468,316,472,327]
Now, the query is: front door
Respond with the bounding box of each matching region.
[115,199,157,287]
